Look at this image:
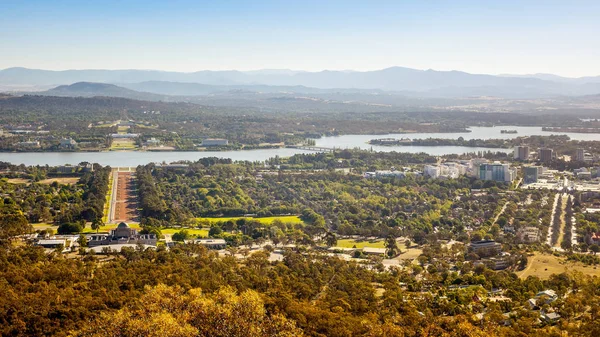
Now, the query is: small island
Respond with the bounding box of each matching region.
[501,130,518,134]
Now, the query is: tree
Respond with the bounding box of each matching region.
[590,244,600,255]
[77,234,88,247]
[385,235,400,258]
[404,239,412,249]
[91,219,104,233]
[172,230,190,242]
[72,284,303,337]
[209,226,223,237]
[324,232,337,247]
[0,214,31,243]
[57,222,82,234]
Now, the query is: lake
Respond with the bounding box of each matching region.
[0,125,597,166]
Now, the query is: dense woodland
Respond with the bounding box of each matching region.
[0,163,110,225]
[0,244,599,337]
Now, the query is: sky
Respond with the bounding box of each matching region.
[1,0,599,77]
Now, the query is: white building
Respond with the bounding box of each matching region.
[202,138,229,146]
[424,165,441,178]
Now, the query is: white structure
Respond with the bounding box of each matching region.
[202,138,229,146]
[424,165,441,178]
[111,133,139,138]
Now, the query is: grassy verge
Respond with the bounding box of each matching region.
[102,173,114,223]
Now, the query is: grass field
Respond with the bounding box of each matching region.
[336,239,386,249]
[517,253,600,279]
[117,126,130,133]
[7,177,80,185]
[110,139,137,151]
[194,215,304,225]
[38,177,80,185]
[161,228,209,237]
[32,223,54,231]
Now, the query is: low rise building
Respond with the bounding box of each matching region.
[202,138,229,146]
[518,226,540,243]
[188,238,227,249]
[87,223,157,247]
[469,240,502,257]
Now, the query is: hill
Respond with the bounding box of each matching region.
[41,82,169,101]
[4,66,600,98]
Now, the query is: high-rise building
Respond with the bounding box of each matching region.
[576,148,585,162]
[478,163,515,182]
[513,146,530,161]
[524,166,541,184]
[538,148,554,162]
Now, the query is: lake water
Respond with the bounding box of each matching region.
[0,125,598,166]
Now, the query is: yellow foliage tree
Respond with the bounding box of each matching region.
[72,284,303,337]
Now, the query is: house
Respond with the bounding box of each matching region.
[541,312,561,323]
[535,290,558,304]
[202,138,229,147]
[87,223,157,247]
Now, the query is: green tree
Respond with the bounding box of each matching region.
[324,232,337,247]
[91,219,104,233]
[0,214,31,243]
[173,230,190,242]
[385,235,400,258]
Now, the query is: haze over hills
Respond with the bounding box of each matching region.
[3,66,600,99]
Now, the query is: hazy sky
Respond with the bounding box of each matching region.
[1,0,599,77]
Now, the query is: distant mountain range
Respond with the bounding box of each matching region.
[2,66,600,98]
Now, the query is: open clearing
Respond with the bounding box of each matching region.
[517,253,600,279]
[6,177,80,185]
[6,178,31,184]
[336,239,386,249]
[38,177,80,185]
[194,215,304,225]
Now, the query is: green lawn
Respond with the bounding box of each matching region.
[194,215,304,225]
[161,228,208,237]
[336,239,386,249]
[32,223,54,231]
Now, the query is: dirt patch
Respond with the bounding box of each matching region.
[6,178,30,184]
